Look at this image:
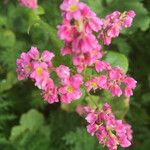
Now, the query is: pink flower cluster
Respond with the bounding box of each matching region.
[85,103,133,150]
[58,0,103,73]
[99,11,136,45]
[85,61,137,97]
[19,0,38,10]
[16,1,137,149]
[58,0,135,72]
[16,47,83,104]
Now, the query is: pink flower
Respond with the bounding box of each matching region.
[123,11,136,28]
[109,84,122,97]
[16,52,32,80]
[34,77,53,90]
[99,10,136,45]
[99,33,112,45]
[85,112,97,124]
[57,21,77,42]
[123,77,137,89]
[107,25,120,38]
[85,78,98,92]
[72,33,98,53]
[115,120,132,148]
[85,103,133,150]
[81,5,103,32]
[42,80,59,104]
[87,124,97,136]
[109,67,124,80]
[60,0,81,20]
[86,13,103,32]
[97,75,108,89]
[28,47,39,60]
[30,62,49,82]
[19,0,37,10]
[41,50,55,62]
[124,87,133,97]
[61,42,72,56]
[59,74,83,103]
[56,65,70,79]
[95,60,111,72]
[75,105,85,116]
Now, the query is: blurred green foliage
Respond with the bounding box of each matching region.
[0,0,150,150]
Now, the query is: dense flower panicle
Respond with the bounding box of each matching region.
[85,61,137,97]
[58,0,135,73]
[17,47,54,88]
[85,103,133,150]
[19,0,38,10]
[17,1,137,149]
[58,0,103,72]
[99,11,136,45]
[16,47,84,104]
[16,47,57,103]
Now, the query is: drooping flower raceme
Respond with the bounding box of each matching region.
[16,0,137,150]
[98,11,136,45]
[85,61,137,97]
[16,47,83,104]
[18,0,38,10]
[58,0,103,72]
[85,103,133,150]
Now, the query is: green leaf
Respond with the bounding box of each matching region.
[112,38,132,56]
[10,109,46,142]
[63,128,104,150]
[85,95,100,109]
[20,109,44,130]
[0,72,17,93]
[104,50,129,73]
[0,15,7,26]
[0,29,16,48]
[36,6,45,15]
[10,126,27,141]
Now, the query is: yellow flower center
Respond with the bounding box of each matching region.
[36,67,43,76]
[91,82,97,88]
[66,85,74,93]
[70,4,78,12]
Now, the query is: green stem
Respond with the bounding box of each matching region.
[87,92,99,108]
